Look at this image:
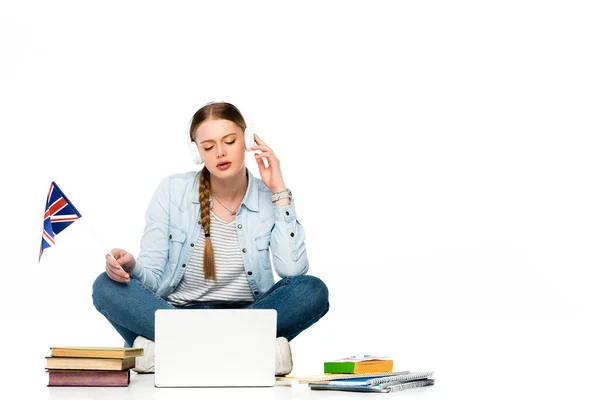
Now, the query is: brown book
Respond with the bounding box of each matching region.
[46,356,135,371]
[50,346,143,359]
[47,369,130,387]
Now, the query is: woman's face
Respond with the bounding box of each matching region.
[193,118,246,177]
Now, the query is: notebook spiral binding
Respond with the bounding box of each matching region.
[384,379,435,392]
[371,371,434,385]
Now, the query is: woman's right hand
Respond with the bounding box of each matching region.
[105,248,136,283]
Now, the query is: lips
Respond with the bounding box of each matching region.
[217,161,231,167]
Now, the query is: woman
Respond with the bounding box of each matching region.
[91,101,329,376]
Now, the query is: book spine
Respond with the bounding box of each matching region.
[386,379,434,392]
[48,370,129,387]
[50,352,137,358]
[46,358,124,370]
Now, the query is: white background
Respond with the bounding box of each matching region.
[1,1,599,398]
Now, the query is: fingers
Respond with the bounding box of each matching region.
[106,266,129,283]
[109,262,129,279]
[106,265,130,282]
[106,266,130,282]
[251,145,279,166]
[105,252,122,268]
[255,151,267,173]
[250,144,272,153]
[116,254,132,269]
[253,133,265,146]
[105,254,130,282]
[110,248,127,258]
[108,248,134,270]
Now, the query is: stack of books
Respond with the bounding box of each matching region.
[324,355,394,374]
[45,346,143,387]
[280,355,435,393]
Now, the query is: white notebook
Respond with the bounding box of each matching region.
[310,378,435,393]
[327,371,434,386]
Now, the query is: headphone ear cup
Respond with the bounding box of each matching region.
[244,120,255,151]
[188,141,204,165]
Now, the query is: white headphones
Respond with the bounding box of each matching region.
[187,101,256,165]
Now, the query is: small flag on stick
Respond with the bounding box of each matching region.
[40,181,82,262]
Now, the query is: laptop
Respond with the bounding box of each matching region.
[154,309,277,387]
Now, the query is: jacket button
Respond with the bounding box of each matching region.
[169,235,172,239]
[290,232,295,237]
[242,248,247,253]
[182,264,186,268]
[254,291,259,295]
[285,211,289,216]
[237,224,242,229]
[247,271,252,275]
[198,221,201,224]
[190,243,194,247]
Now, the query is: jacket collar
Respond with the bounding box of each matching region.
[191,167,259,212]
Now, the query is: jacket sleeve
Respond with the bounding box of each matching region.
[131,176,171,291]
[270,200,309,277]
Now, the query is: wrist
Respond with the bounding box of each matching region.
[274,198,291,206]
[271,187,292,203]
[128,259,137,273]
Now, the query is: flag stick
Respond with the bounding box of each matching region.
[78,217,125,271]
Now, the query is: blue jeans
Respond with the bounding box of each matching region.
[92,273,330,347]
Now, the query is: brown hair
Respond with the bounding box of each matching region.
[190,102,247,280]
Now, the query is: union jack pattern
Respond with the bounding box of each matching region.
[40,182,82,261]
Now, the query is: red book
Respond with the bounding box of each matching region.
[47,369,130,387]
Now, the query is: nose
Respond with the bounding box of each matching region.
[215,144,226,158]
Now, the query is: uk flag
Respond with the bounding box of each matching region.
[40,181,82,261]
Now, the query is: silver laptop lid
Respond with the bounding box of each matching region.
[155,309,277,387]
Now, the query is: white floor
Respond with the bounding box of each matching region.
[5,319,599,399]
[31,373,438,400]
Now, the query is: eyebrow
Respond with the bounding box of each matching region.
[200,133,237,144]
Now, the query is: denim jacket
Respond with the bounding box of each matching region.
[131,168,308,299]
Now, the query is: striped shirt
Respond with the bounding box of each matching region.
[167,210,255,305]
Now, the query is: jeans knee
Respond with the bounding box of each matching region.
[291,275,329,311]
[92,272,114,310]
[313,277,329,312]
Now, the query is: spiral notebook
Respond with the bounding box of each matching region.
[280,371,410,384]
[326,371,434,386]
[310,378,435,393]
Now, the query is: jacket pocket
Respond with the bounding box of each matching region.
[168,227,187,264]
[254,234,271,269]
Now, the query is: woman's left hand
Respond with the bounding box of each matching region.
[252,134,287,192]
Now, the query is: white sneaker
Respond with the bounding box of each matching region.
[275,337,293,376]
[133,336,155,373]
